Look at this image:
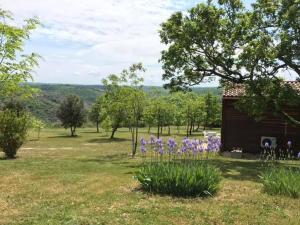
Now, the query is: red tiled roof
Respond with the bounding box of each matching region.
[223,81,300,98]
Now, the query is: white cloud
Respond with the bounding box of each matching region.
[0,0,201,86]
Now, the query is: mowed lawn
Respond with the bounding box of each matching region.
[0,128,300,225]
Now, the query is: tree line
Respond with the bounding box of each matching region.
[56,63,221,157]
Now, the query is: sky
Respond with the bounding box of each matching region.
[1,0,295,87]
[0,0,204,86]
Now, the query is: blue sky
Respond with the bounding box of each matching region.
[0,0,208,86]
[4,0,290,87]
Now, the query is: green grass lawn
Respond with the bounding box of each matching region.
[0,128,299,225]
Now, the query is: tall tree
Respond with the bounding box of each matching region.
[0,9,40,99]
[0,9,40,159]
[159,0,300,125]
[102,63,146,156]
[57,95,86,136]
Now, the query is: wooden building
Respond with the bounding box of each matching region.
[221,81,300,154]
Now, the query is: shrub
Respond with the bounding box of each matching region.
[260,167,300,198]
[0,110,31,158]
[135,162,222,197]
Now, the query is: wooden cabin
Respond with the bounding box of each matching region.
[221,81,300,154]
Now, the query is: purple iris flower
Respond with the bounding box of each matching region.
[140,138,147,153]
[167,138,177,154]
[149,135,157,145]
[207,136,221,152]
[191,139,199,155]
[156,138,164,155]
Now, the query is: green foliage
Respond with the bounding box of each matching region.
[101,116,112,135]
[135,162,222,197]
[143,91,221,137]
[260,166,300,198]
[204,93,221,128]
[160,0,300,126]
[0,9,40,99]
[102,63,146,149]
[0,109,30,158]
[89,96,105,132]
[56,95,86,136]
[30,117,45,140]
[236,79,300,126]
[23,83,220,124]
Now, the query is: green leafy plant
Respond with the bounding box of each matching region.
[260,166,300,198]
[135,161,222,197]
[0,110,31,158]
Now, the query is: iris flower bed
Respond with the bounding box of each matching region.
[135,135,222,197]
[140,135,221,161]
[260,166,300,198]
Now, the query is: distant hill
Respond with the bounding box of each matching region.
[26,84,104,123]
[25,83,221,124]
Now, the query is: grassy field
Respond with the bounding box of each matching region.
[0,128,300,225]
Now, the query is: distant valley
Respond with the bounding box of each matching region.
[26,83,221,124]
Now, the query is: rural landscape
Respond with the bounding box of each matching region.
[0,0,300,225]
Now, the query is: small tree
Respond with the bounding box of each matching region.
[89,97,104,133]
[0,110,30,158]
[31,117,45,140]
[57,95,86,136]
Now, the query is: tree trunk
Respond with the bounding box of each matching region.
[96,122,99,133]
[148,125,151,133]
[132,119,139,158]
[37,128,41,140]
[168,126,171,135]
[110,127,117,139]
[134,125,138,156]
[186,123,189,137]
[196,122,200,132]
[157,124,160,138]
[130,124,134,153]
[70,127,75,136]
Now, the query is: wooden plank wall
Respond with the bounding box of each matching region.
[221,98,300,154]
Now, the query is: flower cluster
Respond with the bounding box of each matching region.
[140,135,221,160]
[140,137,147,153]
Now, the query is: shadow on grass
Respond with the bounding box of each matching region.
[48,135,81,139]
[80,131,100,134]
[176,133,204,138]
[86,138,129,144]
[78,153,129,164]
[0,156,18,160]
[209,158,263,182]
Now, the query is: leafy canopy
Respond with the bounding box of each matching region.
[159,0,300,124]
[0,9,40,99]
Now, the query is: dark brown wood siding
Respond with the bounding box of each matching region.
[221,98,300,154]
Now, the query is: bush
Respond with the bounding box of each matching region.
[260,167,300,198]
[135,162,222,197]
[0,110,30,159]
